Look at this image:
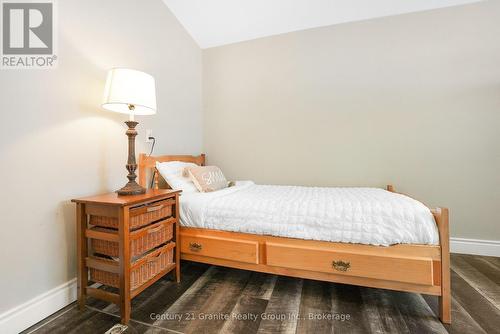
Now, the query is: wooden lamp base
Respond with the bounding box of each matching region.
[117,120,146,196]
[117,181,145,196]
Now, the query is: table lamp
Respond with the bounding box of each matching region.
[102,68,157,195]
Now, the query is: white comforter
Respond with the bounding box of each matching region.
[180,181,439,246]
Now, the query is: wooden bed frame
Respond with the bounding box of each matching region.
[138,153,451,323]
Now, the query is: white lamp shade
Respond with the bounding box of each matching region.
[102,68,157,115]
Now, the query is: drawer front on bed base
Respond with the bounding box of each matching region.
[181,234,259,264]
[266,242,435,286]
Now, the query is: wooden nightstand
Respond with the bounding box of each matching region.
[72,189,181,324]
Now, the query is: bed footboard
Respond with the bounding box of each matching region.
[433,207,451,323]
[387,185,451,324]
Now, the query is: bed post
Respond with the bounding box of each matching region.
[435,207,451,324]
[153,168,160,189]
[138,154,146,188]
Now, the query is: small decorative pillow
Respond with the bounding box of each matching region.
[155,161,199,193]
[186,166,228,192]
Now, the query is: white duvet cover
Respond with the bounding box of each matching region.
[179,181,439,246]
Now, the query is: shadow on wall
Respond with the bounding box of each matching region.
[60,200,77,280]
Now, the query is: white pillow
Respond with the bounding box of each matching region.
[155,161,199,193]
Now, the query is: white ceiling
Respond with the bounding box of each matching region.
[162,0,480,49]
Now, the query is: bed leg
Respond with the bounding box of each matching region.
[436,207,451,324]
[439,294,451,324]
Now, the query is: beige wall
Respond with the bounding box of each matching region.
[0,0,201,313]
[203,1,500,241]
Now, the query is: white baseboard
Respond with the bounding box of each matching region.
[451,237,500,257]
[0,278,77,334]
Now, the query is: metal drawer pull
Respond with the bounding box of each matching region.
[189,242,202,252]
[332,260,351,272]
[147,204,164,212]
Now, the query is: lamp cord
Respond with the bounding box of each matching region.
[148,137,156,189]
[148,137,156,156]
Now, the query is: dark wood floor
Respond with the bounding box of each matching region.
[23,254,500,334]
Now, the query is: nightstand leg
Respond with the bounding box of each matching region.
[174,195,181,283]
[174,221,181,283]
[76,203,88,310]
[120,299,131,324]
[119,207,131,324]
[175,264,181,283]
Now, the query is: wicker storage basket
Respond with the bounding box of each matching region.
[89,198,174,230]
[90,242,175,291]
[91,218,174,258]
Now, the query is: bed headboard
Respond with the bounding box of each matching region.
[138,153,206,189]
